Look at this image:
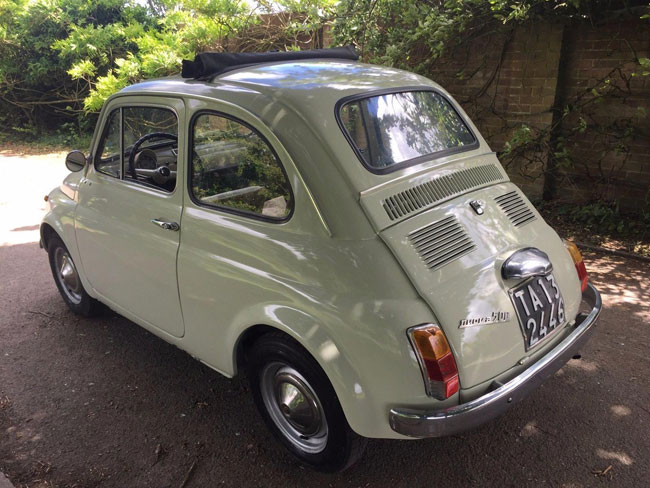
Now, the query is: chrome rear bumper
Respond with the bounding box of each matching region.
[389,282,602,438]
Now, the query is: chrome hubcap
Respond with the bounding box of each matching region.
[260,363,328,453]
[54,247,82,304]
[275,372,322,435]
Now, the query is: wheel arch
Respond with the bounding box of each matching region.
[234,323,279,372]
[40,222,57,249]
[228,317,375,437]
[233,323,329,379]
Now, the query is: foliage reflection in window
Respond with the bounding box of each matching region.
[340,91,476,170]
[96,109,121,178]
[191,114,292,219]
[123,107,177,151]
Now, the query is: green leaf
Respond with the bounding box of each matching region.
[67,59,96,80]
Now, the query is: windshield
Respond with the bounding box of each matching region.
[338,90,476,172]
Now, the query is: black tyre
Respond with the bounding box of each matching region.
[47,235,101,316]
[246,332,367,472]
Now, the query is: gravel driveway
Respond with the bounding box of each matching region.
[1,149,649,487]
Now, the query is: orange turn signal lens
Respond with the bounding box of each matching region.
[564,240,589,293]
[412,328,451,359]
[564,240,583,264]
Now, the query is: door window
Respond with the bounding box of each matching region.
[190,113,293,220]
[94,106,178,192]
[123,107,178,192]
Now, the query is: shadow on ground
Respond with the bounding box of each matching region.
[1,244,648,487]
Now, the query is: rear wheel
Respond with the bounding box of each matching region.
[247,332,366,472]
[47,235,101,316]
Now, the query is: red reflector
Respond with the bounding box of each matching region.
[576,261,588,292]
[444,375,460,398]
[433,352,457,380]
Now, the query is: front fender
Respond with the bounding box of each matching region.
[41,186,94,297]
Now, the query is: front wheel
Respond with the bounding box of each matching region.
[47,235,101,316]
[247,333,366,472]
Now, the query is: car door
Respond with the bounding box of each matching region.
[176,105,319,371]
[75,97,185,338]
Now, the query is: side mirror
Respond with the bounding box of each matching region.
[65,150,86,172]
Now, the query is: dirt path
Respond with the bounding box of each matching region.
[1,150,649,487]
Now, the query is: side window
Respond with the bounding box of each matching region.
[340,102,369,159]
[123,107,178,192]
[190,113,293,219]
[96,110,121,178]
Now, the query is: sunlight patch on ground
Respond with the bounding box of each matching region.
[587,255,650,322]
[565,358,598,372]
[604,287,650,312]
[0,151,68,246]
[596,448,633,466]
[610,405,632,417]
[519,420,540,437]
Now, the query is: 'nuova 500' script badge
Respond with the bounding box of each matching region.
[459,311,511,329]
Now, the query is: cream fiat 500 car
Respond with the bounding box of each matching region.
[41,47,602,471]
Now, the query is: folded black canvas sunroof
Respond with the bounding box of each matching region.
[181,46,359,79]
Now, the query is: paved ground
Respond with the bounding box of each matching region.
[1,149,649,487]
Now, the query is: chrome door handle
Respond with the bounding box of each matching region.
[151,219,180,231]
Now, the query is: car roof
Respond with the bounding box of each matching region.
[118,59,436,108]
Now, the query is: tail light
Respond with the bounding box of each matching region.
[408,324,459,400]
[564,240,588,293]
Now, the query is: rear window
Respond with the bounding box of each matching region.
[338,90,477,172]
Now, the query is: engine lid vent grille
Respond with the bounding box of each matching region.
[383,164,504,221]
[494,191,536,227]
[409,216,476,270]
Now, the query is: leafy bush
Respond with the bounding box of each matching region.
[0,0,335,137]
[0,0,152,133]
[331,0,624,74]
[545,199,649,238]
[566,202,625,234]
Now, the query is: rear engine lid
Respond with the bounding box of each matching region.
[359,153,508,232]
[375,180,582,389]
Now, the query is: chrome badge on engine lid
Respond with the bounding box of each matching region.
[459,311,511,328]
[510,274,565,350]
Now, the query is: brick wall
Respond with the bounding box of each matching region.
[426,18,650,210]
[559,20,650,208]
[429,22,565,199]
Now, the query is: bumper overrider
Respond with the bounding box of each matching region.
[390,282,602,438]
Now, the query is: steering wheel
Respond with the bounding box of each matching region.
[128,132,178,178]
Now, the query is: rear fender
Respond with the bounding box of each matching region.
[180,295,448,440]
